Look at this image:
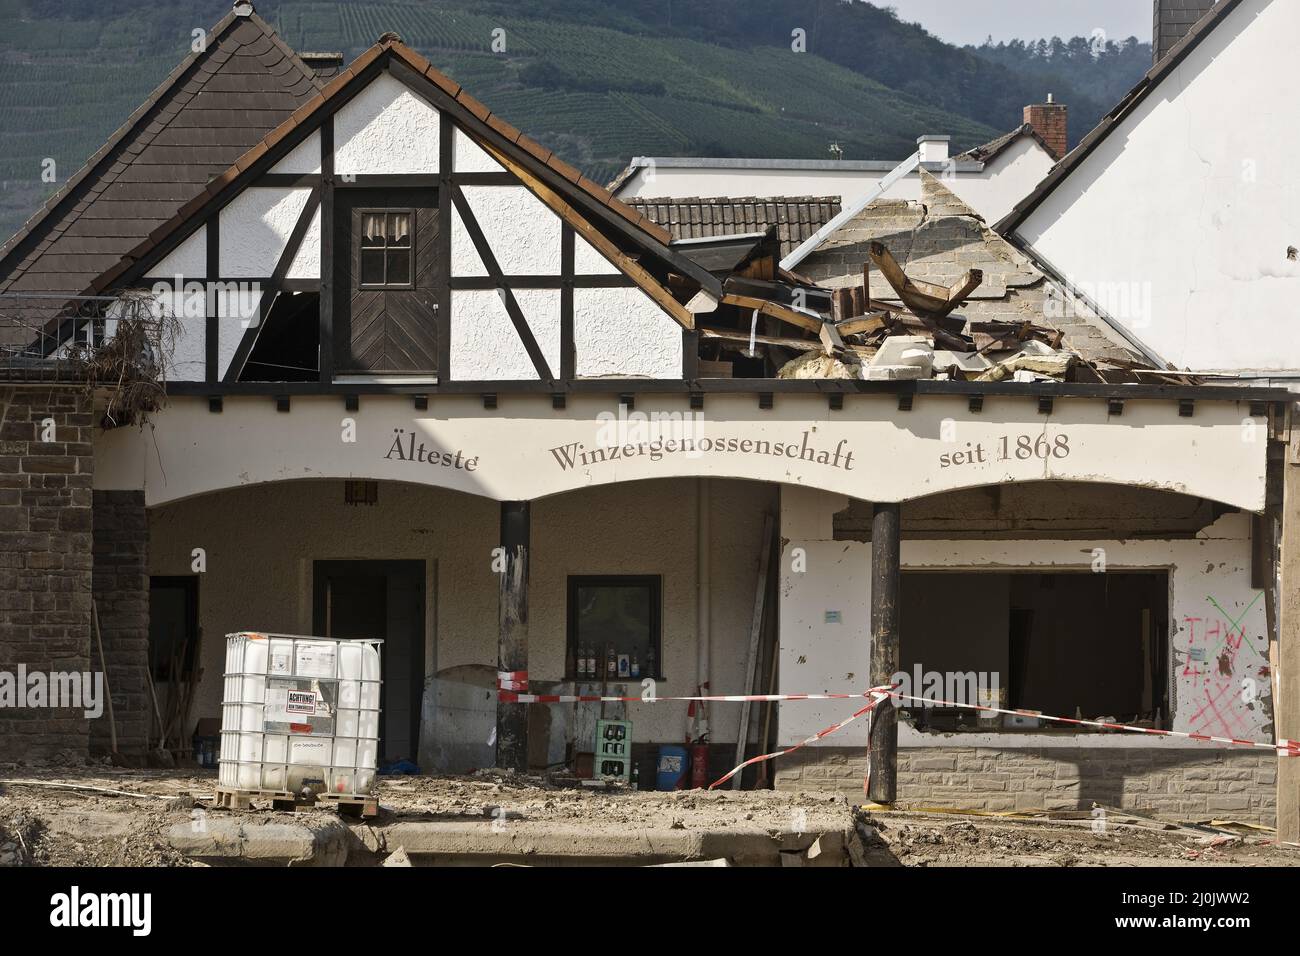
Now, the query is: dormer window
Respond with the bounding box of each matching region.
[358,209,414,289]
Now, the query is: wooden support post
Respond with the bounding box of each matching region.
[496,501,530,772]
[867,502,901,805]
[1279,417,1300,844]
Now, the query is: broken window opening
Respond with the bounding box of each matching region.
[239,291,320,382]
[898,570,1169,734]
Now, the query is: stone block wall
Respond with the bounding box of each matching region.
[0,385,94,760]
[775,745,1277,826]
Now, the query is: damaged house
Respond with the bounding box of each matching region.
[0,1,1295,834]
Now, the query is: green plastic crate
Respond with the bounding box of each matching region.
[595,719,631,782]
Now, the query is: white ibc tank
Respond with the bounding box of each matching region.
[219,632,382,795]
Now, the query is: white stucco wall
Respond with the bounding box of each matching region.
[778,486,1271,751]
[147,476,773,753]
[573,286,682,378]
[450,185,562,277]
[1014,0,1300,373]
[147,286,206,382]
[334,72,439,176]
[146,225,206,280]
[218,186,311,278]
[270,129,322,175]
[286,204,322,280]
[453,127,503,173]
[574,235,619,275]
[449,288,561,380]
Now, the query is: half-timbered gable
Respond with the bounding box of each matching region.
[95,35,714,390]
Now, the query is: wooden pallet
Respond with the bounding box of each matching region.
[213,785,379,818]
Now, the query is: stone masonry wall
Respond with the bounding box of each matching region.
[776,746,1277,826]
[0,385,94,761]
[91,489,149,757]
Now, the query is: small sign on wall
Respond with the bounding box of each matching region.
[824,610,842,624]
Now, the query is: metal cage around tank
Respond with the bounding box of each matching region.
[219,632,383,797]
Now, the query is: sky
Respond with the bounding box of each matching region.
[876,0,1155,47]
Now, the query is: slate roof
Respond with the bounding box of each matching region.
[626,196,842,260]
[997,0,1245,234]
[1154,0,1219,63]
[0,7,322,298]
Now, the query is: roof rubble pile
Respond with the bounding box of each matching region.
[678,171,1193,387]
[778,240,1077,384]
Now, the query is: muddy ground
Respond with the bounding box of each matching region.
[0,766,1296,867]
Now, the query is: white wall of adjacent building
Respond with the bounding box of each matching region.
[1012,0,1300,376]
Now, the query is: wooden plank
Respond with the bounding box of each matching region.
[699,327,821,351]
[733,514,775,789]
[720,294,822,334]
[478,141,695,330]
[319,118,335,382]
[818,319,846,356]
[836,312,889,336]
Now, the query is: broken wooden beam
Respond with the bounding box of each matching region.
[835,312,890,337]
[720,293,823,334]
[866,241,983,319]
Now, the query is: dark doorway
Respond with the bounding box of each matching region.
[149,576,199,681]
[334,187,439,374]
[312,560,424,763]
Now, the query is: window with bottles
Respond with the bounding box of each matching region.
[566,575,662,681]
[357,209,414,289]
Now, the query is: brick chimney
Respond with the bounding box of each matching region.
[1024,94,1068,161]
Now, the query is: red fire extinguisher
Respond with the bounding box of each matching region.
[690,739,710,789]
[686,685,711,789]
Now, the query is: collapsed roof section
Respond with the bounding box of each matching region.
[672,172,1174,385]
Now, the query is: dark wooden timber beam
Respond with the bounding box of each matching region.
[496,501,531,772]
[867,501,901,805]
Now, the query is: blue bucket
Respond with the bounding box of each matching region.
[656,745,688,791]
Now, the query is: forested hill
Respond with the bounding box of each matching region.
[0,0,1151,241]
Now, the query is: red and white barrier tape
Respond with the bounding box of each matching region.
[498,681,1300,791]
[885,690,1300,758]
[498,689,887,705]
[708,688,893,789]
[496,670,529,692]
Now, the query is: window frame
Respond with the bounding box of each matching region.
[566,574,663,681]
[355,207,416,291]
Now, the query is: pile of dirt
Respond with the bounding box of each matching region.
[862,810,1292,867]
[3,769,1297,868]
[377,769,852,833]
